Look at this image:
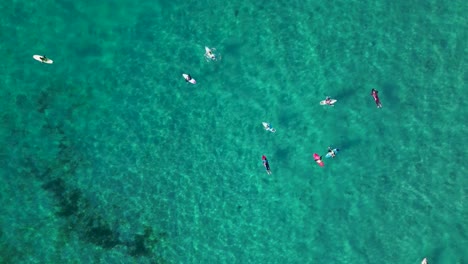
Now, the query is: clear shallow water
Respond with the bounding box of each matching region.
[0,0,466,263]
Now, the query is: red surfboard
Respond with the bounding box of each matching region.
[313,153,324,167]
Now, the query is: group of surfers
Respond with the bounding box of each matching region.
[188,48,383,109]
[263,147,338,174]
[184,47,424,264]
[184,47,385,174]
[312,147,339,167]
[262,88,383,173]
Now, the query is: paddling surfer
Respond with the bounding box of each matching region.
[262,155,272,175]
[184,74,193,82]
[314,154,323,164]
[327,147,337,158]
[371,88,382,108]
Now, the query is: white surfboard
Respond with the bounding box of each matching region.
[421,258,427,264]
[204,46,216,60]
[33,55,53,64]
[320,99,337,105]
[262,122,276,133]
[182,74,196,84]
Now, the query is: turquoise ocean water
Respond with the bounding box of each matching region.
[1,0,467,263]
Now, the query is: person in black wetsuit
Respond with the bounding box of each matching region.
[262,155,272,175]
[39,56,49,63]
[327,147,336,158]
[371,88,382,108]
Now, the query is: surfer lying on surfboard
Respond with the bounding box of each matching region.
[313,153,324,167]
[327,147,338,158]
[320,97,337,106]
[371,88,382,108]
[262,155,272,174]
[262,122,276,133]
[184,74,195,83]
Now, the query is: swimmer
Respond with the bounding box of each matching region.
[206,50,215,60]
[205,47,216,61]
[371,88,382,108]
[262,155,272,175]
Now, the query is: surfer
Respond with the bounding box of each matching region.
[205,48,216,60]
[184,74,193,82]
[320,96,335,106]
[262,122,276,132]
[313,154,324,167]
[262,155,272,175]
[39,55,48,63]
[371,88,382,108]
[327,147,338,158]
